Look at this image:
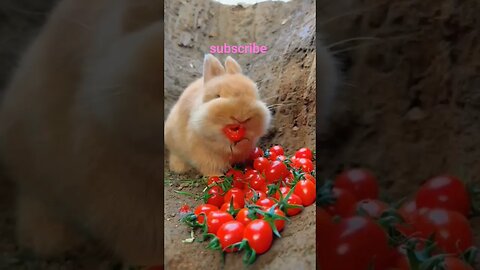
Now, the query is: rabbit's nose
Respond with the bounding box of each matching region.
[231,116,251,124]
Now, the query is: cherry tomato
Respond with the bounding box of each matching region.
[319,216,391,270]
[272,186,291,200]
[194,204,218,224]
[245,189,267,204]
[223,124,246,143]
[224,188,245,208]
[236,208,255,226]
[396,200,418,237]
[293,179,316,206]
[265,160,288,183]
[220,201,242,212]
[256,197,276,211]
[253,157,270,173]
[293,158,314,173]
[295,147,313,160]
[226,169,245,189]
[207,176,223,186]
[179,204,191,214]
[271,208,286,232]
[324,188,357,217]
[243,219,273,254]
[285,194,303,216]
[414,208,473,254]
[283,171,295,186]
[217,220,245,252]
[244,169,259,180]
[317,207,334,266]
[206,186,224,208]
[249,147,264,160]
[352,199,389,219]
[304,173,315,184]
[206,210,233,234]
[334,168,379,200]
[248,174,267,191]
[269,145,284,160]
[416,175,470,216]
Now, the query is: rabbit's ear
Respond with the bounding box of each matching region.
[203,54,225,83]
[225,56,242,74]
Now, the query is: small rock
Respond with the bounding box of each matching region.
[170,213,176,217]
[292,126,299,131]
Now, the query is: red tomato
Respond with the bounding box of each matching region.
[416,175,470,216]
[285,194,303,216]
[245,189,267,204]
[224,188,245,208]
[206,186,224,208]
[179,204,191,214]
[304,173,316,184]
[236,208,256,226]
[217,220,245,252]
[272,186,291,200]
[206,210,233,234]
[325,188,357,217]
[414,208,473,254]
[396,200,418,237]
[353,199,389,219]
[317,207,334,266]
[271,208,286,232]
[243,219,273,254]
[319,216,391,270]
[226,169,245,189]
[194,204,218,224]
[283,171,295,186]
[253,157,270,173]
[220,201,242,212]
[334,168,379,200]
[269,145,284,159]
[249,147,264,160]
[223,124,246,143]
[293,158,314,173]
[295,147,313,160]
[207,176,223,186]
[256,197,276,211]
[293,179,316,206]
[264,160,288,183]
[248,174,267,191]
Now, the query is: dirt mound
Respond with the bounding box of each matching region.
[317,0,480,251]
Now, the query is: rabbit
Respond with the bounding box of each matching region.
[164,54,272,176]
[0,0,164,266]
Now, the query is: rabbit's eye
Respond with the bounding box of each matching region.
[215,94,221,98]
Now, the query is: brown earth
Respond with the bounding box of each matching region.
[317,0,480,264]
[1,0,480,269]
[164,0,317,269]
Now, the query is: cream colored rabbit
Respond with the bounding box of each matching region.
[164,54,271,176]
[0,0,163,265]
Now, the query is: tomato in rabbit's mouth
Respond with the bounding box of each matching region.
[223,124,246,143]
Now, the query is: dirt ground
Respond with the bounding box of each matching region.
[164,0,317,269]
[317,0,480,261]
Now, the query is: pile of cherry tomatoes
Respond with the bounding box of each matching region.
[318,169,479,270]
[178,145,316,264]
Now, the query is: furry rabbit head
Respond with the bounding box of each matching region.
[190,54,271,148]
